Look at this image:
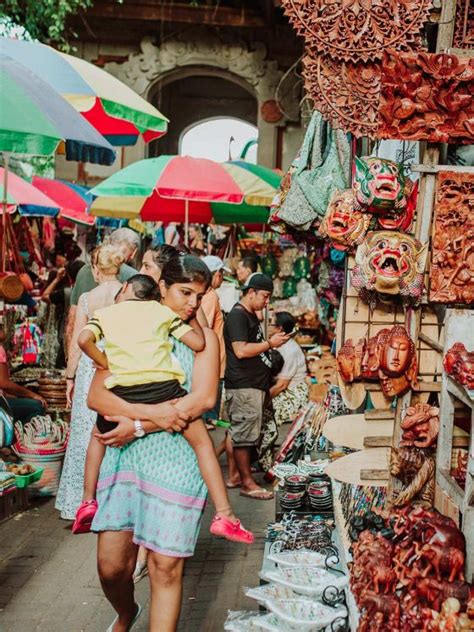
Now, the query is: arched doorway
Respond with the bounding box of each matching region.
[147,70,258,157]
[180,118,258,162]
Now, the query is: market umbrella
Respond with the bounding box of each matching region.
[32,177,95,226]
[0,169,59,217]
[0,37,169,146]
[89,156,246,239]
[211,160,281,224]
[0,52,115,269]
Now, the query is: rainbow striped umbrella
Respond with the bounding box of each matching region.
[0,37,168,147]
[0,169,59,217]
[32,177,95,226]
[90,156,280,226]
[212,160,281,224]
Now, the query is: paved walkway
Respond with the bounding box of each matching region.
[0,428,274,632]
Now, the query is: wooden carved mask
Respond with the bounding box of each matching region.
[377,326,418,397]
[354,157,408,215]
[352,231,427,307]
[336,337,365,383]
[320,189,370,251]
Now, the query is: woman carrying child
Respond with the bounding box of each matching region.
[81,251,252,632]
[56,245,125,520]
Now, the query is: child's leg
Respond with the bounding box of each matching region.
[83,425,106,501]
[183,419,237,520]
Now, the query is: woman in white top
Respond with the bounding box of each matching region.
[269,312,309,426]
[56,244,125,520]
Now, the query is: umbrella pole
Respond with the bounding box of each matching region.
[1,153,10,273]
[185,199,189,247]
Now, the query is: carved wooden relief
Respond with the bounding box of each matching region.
[282,0,432,63]
[453,0,474,49]
[430,171,474,305]
[378,51,474,144]
[303,54,380,138]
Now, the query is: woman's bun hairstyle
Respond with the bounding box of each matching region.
[91,244,126,275]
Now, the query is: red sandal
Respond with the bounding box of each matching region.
[210,514,255,544]
[72,499,98,534]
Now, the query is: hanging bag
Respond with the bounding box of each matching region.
[276,111,325,230]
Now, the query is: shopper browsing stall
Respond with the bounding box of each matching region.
[269,312,309,426]
[224,273,289,500]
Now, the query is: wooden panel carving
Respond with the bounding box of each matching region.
[379,51,474,144]
[303,54,380,138]
[453,0,474,49]
[282,0,432,63]
[430,171,474,305]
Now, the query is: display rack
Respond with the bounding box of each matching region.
[436,309,474,583]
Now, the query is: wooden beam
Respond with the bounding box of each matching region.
[82,1,267,27]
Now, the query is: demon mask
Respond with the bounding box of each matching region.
[376,326,418,397]
[444,342,474,391]
[351,231,427,307]
[353,157,408,215]
[320,189,371,251]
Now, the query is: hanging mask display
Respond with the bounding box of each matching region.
[376,325,418,397]
[353,157,409,215]
[361,335,380,380]
[320,189,371,251]
[376,180,418,232]
[336,338,365,383]
[351,231,427,307]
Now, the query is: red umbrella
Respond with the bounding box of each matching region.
[32,177,95,226]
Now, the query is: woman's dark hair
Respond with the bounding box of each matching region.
[148,245,178,269]
[160,255,211,289]
[66,260,85,283]
[275,311,295,334]
[126,274,160,300]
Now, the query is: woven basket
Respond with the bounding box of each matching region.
[12,416,69,496]
[0,273,24,302]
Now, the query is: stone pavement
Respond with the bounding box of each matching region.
[0,428,274,632]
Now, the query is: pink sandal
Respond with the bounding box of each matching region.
[72,500,98,534]
[210,514,255,544]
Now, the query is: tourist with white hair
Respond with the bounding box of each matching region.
[65,227,140,352]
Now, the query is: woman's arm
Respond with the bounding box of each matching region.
[41,268,66,303]
[0,363,47,405]
[269,377,291,398]
[90,329,220,447]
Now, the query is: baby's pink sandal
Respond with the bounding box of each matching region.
[210,514,255,544]
[72,500,98,534]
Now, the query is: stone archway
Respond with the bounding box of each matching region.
[147,70,258,157]
[104,27,300,166]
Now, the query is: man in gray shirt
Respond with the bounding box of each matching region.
[65,227,140,353]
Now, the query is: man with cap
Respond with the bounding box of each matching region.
[201,256,228,429]
[224,273,289,500]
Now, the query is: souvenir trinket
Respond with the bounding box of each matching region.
[282,0,432,63]
[320,189,370,251]
[389,447,435,507]
[352,231,427,307]
[430,171,474,305]
[400,403,440,449]
[353,157,409,215]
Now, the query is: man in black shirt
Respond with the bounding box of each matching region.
[224,273,289,500]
